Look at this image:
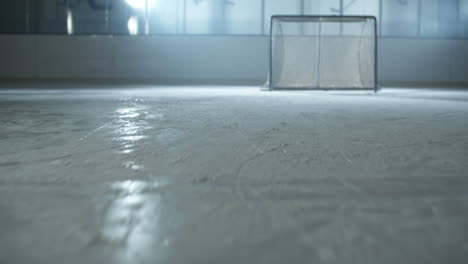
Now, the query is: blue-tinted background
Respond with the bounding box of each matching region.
[0,0,467,38]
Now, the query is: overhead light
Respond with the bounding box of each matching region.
[125,0,146,9]
[66,9,74,35]
[125,0,159,10]
[128,16,139,35]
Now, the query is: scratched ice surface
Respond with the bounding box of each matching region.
[0,86,468,264]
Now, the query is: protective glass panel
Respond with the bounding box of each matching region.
[185,0,223,34]
[147,0,179,34]
[382,0,418,37]
[461,0,468,38]
[69,0,111,34]
[0,0,28,33]
[304,0,341,15]
[420,0,439,37]
[437,0,458,38]
[108,0,139,35]
[225,0,262,34]
[37,0,68,34]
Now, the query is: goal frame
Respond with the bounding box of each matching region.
[269,15,379,92]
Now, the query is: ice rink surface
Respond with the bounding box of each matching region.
[0,85,467,264]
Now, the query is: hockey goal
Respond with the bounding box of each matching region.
[269,16,378,91]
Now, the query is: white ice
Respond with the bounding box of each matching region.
[0,86,467,264]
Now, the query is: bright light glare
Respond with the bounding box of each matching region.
[125,0,159,10]
[66,9,74,35]
[128,16,139,35]
[125,0,146,9]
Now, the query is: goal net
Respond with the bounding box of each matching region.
[269,16,377,91]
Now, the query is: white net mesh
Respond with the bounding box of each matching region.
[270,16,377,90]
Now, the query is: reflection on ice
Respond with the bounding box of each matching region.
[102,180,163,262]
[115,124,141,136]
[117,143,136,154]
[118,149,134,154]
[113,105,151,170]
[117,135,148,142]
[110,180,162,194]
[121,160,144,171]
[116,107,141,117]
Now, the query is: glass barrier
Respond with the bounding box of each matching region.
[0,0,466,38]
